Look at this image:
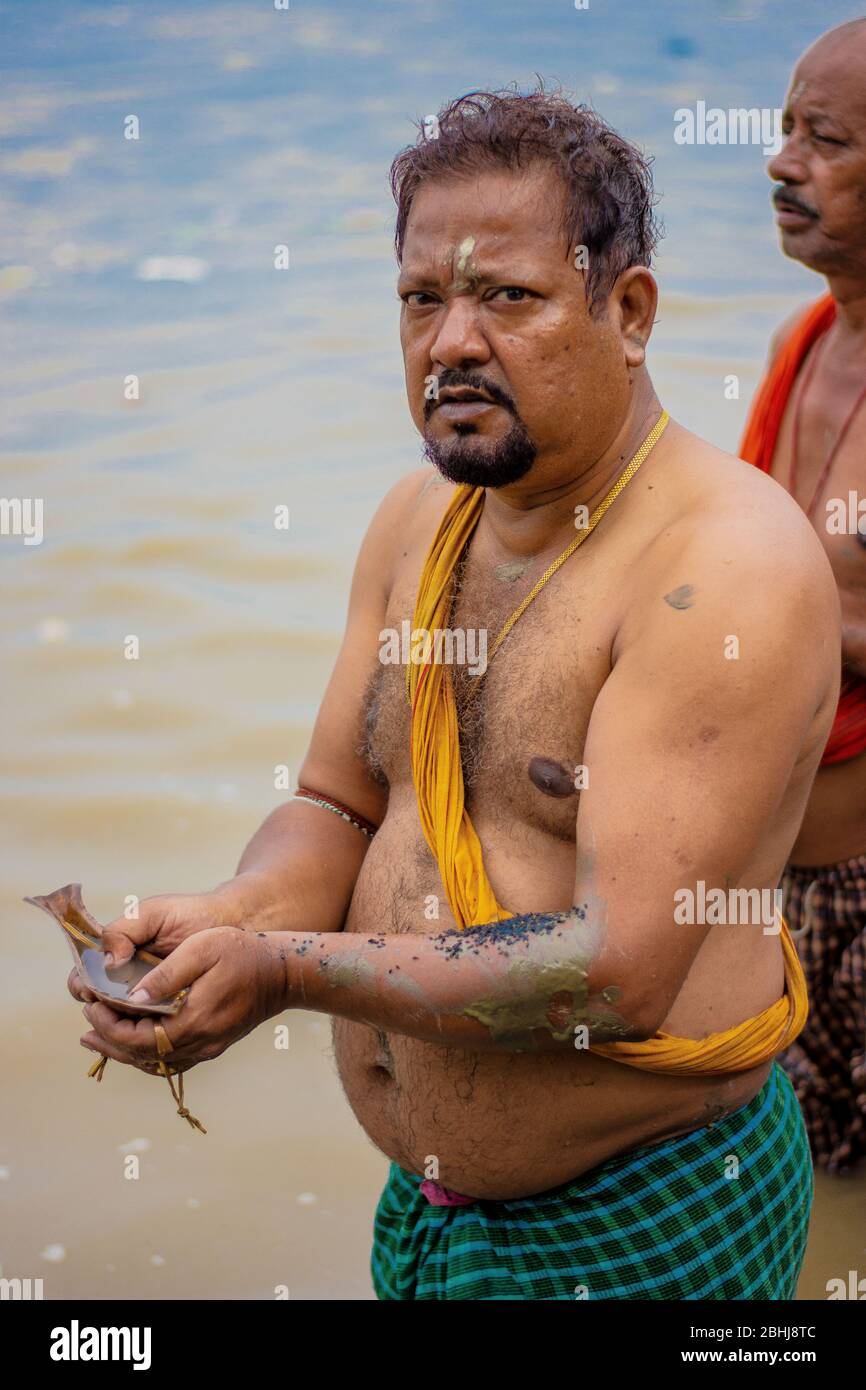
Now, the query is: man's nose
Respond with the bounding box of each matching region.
[767,133,806,186]
[429,299,490,370]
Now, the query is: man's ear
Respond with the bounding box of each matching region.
[610,266,658,369]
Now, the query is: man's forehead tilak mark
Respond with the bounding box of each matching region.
[444,234,479,291]
[400,233,501,293]
[456,235,476,271]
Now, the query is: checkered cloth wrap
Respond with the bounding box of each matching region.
[370,1064,812,1300]
[778,855,866,1173]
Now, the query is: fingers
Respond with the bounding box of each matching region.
[80,929,236,1071]
[80,1033,195,1077]
[83,1002,161,1059]
[81,996,210,1067]
[81,1034,162,1075]
[101,906,160,968]
[67,967,97,1004]
[125,931,218,1005]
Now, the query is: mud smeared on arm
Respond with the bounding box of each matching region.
[288,896,638,1052]
[438,908,636,1047]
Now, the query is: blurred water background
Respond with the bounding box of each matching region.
[1,0,863,1299]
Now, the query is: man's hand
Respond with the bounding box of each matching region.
[79,925,288,1073]
[66,874,271,1006]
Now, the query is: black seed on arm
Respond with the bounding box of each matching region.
[431,910,577,960]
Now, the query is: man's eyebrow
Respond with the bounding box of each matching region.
[397,260,539,289]
[805,106,849,125]
[785,101,851,133]
[396,264,442,289]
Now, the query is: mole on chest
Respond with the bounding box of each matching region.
[527,756,578,798]
[362,651,584,817]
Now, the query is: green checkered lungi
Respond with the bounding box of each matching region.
[371,1063,812,1300]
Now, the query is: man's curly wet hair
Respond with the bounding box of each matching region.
[390,81,661,315]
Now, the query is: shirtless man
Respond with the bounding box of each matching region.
[75,90,838,1300]
[740,20,866,1172]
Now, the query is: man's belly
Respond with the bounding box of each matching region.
[333,792,774,1200]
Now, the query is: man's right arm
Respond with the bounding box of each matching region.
[224,467,435,932]
[90,469,433,973]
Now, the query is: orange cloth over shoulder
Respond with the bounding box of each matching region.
[740,293,866,765]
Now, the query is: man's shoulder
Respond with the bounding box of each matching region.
[374,466,456,527]
[766,305,812,366]
[355,467,457,594]
[615,434,839,719]
[649,430,838,618]
[668,427,817,536]
[764,295,834,370]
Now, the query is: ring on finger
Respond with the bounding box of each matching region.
[153,1019,175,1060]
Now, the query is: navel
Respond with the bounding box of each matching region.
[528,756,577,798]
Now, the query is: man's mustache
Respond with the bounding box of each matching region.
[772,185,818,219]
[424,370,516,421]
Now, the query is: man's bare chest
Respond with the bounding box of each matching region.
[770,346,866,506]
[770,369,866,592]
[362,539,615,841]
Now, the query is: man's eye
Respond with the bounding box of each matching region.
[814,132,844,146]
[488,287,530,302]
[402,291,438,307]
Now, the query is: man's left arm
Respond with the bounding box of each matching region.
[81,521,838,1069]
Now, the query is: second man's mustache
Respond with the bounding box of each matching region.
[772,185,819,219]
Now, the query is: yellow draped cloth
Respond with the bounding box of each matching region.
[406,483,808,1076]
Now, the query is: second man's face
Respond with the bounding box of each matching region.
[768,35,866,276]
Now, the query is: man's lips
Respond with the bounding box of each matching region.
[434,387,502,422]
[773,192,818,226]
[776,206,816,228]
[436,399,499,422]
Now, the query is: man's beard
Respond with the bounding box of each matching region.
[423,417,537,489]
